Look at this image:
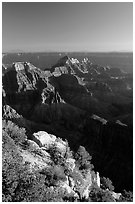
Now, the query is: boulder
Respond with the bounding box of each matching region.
[111,191,121,200]
[21,149,50,171]
[55,139,67,154]
[32,131,56,147]
[27,139,40,149]
[59,181,79,199]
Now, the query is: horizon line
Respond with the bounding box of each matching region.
[2,50,133,54]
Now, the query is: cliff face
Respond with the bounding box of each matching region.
[3,62,65,118]
[3,62,47,94]
[48,57,133,122]
[49,57,132,192]
[84,116,133,191]
[2,57,133,193]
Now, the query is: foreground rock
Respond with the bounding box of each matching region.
[3,118,125,201]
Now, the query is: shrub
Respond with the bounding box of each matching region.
[2,126,47,202]
[2,130,23,172]
[100,177,114,191]
[89,186,115,202]
[43,186,68,202]
[3,120,27,145]
[75,146,93,170]
[119,190,133,202]
[2,130,26,201]
[48,143,65,165]
[12,171,47,202]
[3,156,48,202]
[42,165,66,186]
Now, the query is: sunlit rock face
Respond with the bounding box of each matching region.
[48,56,132,124]
[3,62,47,94]
[32,131,57,147]
[2,62,65,119]
[3,58,132,124]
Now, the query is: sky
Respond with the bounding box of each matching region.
[2,2,133,52]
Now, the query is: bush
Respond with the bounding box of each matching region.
[100,177,114,191]
[42,165,66,186]
[2,125,47,202]
[12,172,47,202]
[89,186,115,202]
[2,130,23,174]
[75,146,93,170]
[3,159,28,201]
[2,130,26,201]
[119,190,133,202]
[48,143,65,165]
[3,120,27,145]
[43,186,69,202]
[3,154,47,202]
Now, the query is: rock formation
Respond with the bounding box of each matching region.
[2,55,133,201]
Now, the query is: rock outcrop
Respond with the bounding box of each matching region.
[4,118,117,201]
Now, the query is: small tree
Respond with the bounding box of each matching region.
[41,165,66,187]
[89,186,115,202]
[3,120,27,145]
[119,190,133,202]
[75,146,93,170]
[100,177,114,191]
[48,143,65,165]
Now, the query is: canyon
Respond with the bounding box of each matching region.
[2,56,133,196]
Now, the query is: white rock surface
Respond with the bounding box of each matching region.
[55,141,66,153]
[33,131,56,147]
[27,139,40,149]
[96,172,100,187]
[111,192,121,200]
[21,149,50,171]
[66,158,76,171]
[60,181,78,198]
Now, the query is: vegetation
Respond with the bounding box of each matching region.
[119,190,133,202]
[41,165,66,186]
[3,120,27,145]
[48,143,65,165]
[88,186,115,202]
[75,146,94,171]
[2,119,133,202]
[100,176,115,191]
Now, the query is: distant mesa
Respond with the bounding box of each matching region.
[51,55,69,69]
